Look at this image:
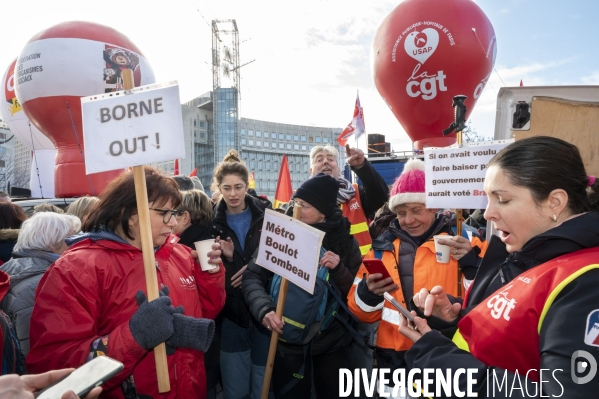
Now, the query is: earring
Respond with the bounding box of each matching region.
[552,214,557,222]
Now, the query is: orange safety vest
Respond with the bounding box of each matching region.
[453,247,599,382]
[340,184,372,256]
[348,233,459,351]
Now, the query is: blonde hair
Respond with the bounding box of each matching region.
[309,145,339,166]
[33,202,64,214]
[177,189,213,227]
[210,150,249,192]
[66,196,100,223]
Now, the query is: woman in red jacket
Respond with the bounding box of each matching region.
[27,167,226,399]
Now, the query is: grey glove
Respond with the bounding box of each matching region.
[166,314,215,353]
[130,286,181,349]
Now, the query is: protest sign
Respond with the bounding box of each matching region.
[81,81,185,174]
[256,209,325,295]
[425,140,513,209]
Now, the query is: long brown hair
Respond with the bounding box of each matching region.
[83,166,181,240]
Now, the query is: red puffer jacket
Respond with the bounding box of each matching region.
[27,234,225,399]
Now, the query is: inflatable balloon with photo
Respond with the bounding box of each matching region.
[372,0,496,149]
[15,21,156,197]
[2,58,56,198]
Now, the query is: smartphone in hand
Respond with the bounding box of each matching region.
[383,292,415,322]
[363,259,391,281]
[34,356,124,399]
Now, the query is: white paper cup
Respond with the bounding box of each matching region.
[433,235,452,264]
[194,239,217,271]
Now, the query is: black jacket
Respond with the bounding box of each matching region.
[351,160,389,219]
[211,195,271,327]
[406,211,599,398]
[242,209,362,355]
[177,223,212,249]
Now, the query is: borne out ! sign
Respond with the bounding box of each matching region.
[256,209,325,294]
[424,140,513,209]
[81,81,185,174]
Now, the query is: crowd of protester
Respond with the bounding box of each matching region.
[0,137,597,398]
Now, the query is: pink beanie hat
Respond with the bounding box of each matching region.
[388,158,426,211]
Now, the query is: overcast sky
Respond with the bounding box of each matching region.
[2,0,599,152]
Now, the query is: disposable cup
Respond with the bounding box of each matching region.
[433,235,452,264]
[194,239,217,271]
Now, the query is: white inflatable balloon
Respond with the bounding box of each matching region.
[2,58,54,150]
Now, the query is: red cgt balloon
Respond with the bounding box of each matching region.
[372,0,496,149]
[15,21,156,198]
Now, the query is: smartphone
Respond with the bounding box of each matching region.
[34,356,124,399]
[363,259,392,281]
[384,292,415,322]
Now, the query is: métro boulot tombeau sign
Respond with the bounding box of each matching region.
[256,209,325,295]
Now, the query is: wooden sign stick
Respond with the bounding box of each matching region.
[260,205,302,399]
[123,69,170,392]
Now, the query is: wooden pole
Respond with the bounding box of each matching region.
[456,130,463,298]
[260,205,302,399]
[123,69,171,392]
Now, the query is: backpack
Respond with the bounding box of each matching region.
[0,309,25,375]
[269,248,341,345]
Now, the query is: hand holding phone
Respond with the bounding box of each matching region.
[383,292,415,322]
[363,259,398,294]
[34,356,123,399]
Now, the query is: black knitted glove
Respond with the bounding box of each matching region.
[166,314,216,353]
[129,287,179,349]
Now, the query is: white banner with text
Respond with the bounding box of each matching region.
[81,81,185,174]
[424,140,513,209]
[256,209,325,295]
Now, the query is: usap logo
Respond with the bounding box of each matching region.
[584,309,599,347]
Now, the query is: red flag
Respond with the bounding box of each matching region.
[189,167,198,177]
[174,159,179,175]
[273,155,292,209]
[337,93,365,146]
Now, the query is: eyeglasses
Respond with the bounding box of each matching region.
[219,183,247,195]
[150,208,183,224]
[293,200,313,211]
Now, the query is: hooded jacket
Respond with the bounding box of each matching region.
[242,209,362,355]
[405,211,599,398]
[211,194,271,328]
[0,249,58,359]
[27,231,225,399]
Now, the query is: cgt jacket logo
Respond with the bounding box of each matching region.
[486,284,516,321]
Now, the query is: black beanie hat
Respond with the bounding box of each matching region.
[294,173,340,218]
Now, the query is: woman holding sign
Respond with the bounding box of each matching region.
[27,167,225,399]
[210,150,273,399]
[347,158,486,397]
[399,136,599,397]
[243,173,363,399]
